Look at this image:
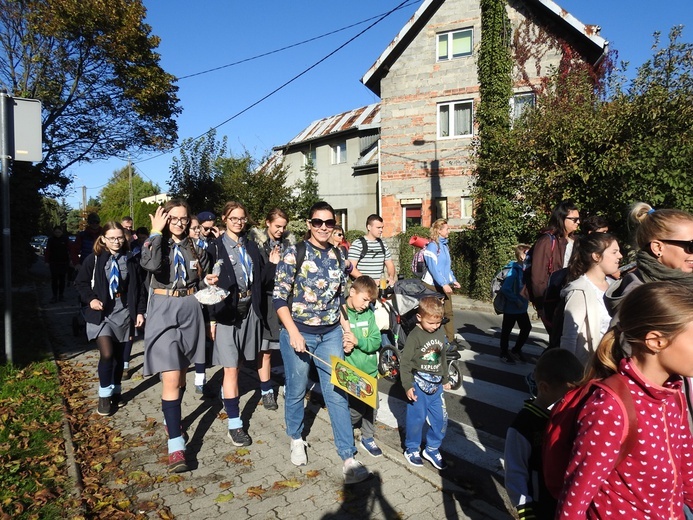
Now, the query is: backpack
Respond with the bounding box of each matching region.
[490,263,513,315]
[542,374,637,499]
[408,235,430,278]
[356,236,386,264]
[523,233,556,306]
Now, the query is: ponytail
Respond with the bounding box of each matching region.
[582,328,622,383]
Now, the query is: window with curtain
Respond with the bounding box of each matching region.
[403,205,422,230]
[437,29,473,61]
[331,142,347,164]
[438,101,473,138]
[510,93,536,123]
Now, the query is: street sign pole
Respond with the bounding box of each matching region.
[0,92,13,363]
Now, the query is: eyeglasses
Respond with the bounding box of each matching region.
[190,226,201,231]
[201,226,213,232]
[334,233,344,237]
[659,239,693,254]
[104,236,125,243]
[169,217,190,225]
[310,218,336,229]
[226,217,248,224]
[565,217,581,223]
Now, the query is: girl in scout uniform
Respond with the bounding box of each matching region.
[140,200,216,473]
[75,221,146,417]
[208,201,263,446]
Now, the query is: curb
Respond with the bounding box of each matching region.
[34,281,86,516]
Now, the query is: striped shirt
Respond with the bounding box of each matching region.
[348,237,391,281]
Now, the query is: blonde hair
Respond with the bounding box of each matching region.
[418,296,445,319]
[585,281,693,382]
[629,202,693,251]
[430,219,448,243]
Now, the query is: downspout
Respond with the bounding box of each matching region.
[377,137,382,215]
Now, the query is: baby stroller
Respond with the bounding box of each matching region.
[375,278,462,390]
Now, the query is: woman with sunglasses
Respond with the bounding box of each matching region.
[207,201,263,447]
[249,207,294,412]
[329,225,348,255]
[141,200,216,473]
[606,203,693,313]
[75,221,147,417]
[273,201,371,484]
[526,200,580,332]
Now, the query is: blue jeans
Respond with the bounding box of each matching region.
[404,381,447,452]
[279,327,356,461]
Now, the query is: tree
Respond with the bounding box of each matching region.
[216,153,295,224]
[168,130,228,214]
[469,0,517,299]
[292,158,320,220]
[1,0,180,269]
[97,166,161,228]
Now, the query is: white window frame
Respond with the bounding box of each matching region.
[402,204,423,231]
[331,142,347,164]
[303,149,317,166]
[438,100,474,139]
[437,28,473,61]
[460,195,474,220]
[510,92,536,124]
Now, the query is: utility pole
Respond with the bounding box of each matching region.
[128,157,133,226]
[0,92,12,363]
[81,185,87,229]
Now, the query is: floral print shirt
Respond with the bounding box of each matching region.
[272,241,345,332]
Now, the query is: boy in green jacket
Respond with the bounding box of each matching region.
[343,276,382,457]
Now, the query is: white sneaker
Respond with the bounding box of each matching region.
[343,458,371,485]
[290,438,308,466]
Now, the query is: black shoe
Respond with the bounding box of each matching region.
[49,297,58,304]
[511,349,527,363]
[262,392,278,411]
[500,353,516,365]
[111,393,125,408]
[228,427,252,446]
[97,397,112,416]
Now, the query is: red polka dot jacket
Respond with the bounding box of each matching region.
[557,359,693,518]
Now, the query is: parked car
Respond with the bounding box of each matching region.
[30,235,48,255]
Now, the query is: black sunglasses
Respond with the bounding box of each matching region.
[659,239,693,254]
[565,217,580,222]
[309,218,336,229]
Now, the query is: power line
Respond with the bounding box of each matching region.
[135,0,414,165]
[176,1,421,80]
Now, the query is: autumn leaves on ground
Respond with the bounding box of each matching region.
[0,286,341,520]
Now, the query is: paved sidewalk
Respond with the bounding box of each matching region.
[41,274,510,519]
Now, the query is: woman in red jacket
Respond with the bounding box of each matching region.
[557,281,693,519]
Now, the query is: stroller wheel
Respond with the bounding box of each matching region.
[378,345,400,383]
[447,360,462,390]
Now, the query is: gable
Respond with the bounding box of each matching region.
[361,0,608,96]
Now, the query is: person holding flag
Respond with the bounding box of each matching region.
[75,221,146,417]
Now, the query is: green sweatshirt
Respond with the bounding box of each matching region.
[345,305,381,377]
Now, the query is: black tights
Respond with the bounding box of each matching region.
[500,312,532,354]
[96,336,125,389]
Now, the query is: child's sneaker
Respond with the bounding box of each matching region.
[422,447,447,470]
[97,397,112,416]
[360,437,383,457]
[404,450,423,467]
[227,428,251,446]
[500,352,516,365]
[290,438,308,466]
[262,392,278,411]
[343,458,372,484]
[511,348,527,363]
[168,450,188,473]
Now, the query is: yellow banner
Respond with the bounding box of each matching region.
[330,356,378,409]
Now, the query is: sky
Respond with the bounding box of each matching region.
[63,0,693,210]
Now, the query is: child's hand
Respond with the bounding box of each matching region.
[405,387,417,402]
[343,330,357,347]
[443,383,451,391]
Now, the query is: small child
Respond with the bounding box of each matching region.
[400,296,450,470]
[504,348,583,520]
[343,276,383,457]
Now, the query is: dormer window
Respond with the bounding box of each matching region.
[437,29,473,61]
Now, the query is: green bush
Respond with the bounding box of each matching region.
[345,229,365,245]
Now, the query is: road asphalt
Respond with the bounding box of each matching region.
[35,262,511,519]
